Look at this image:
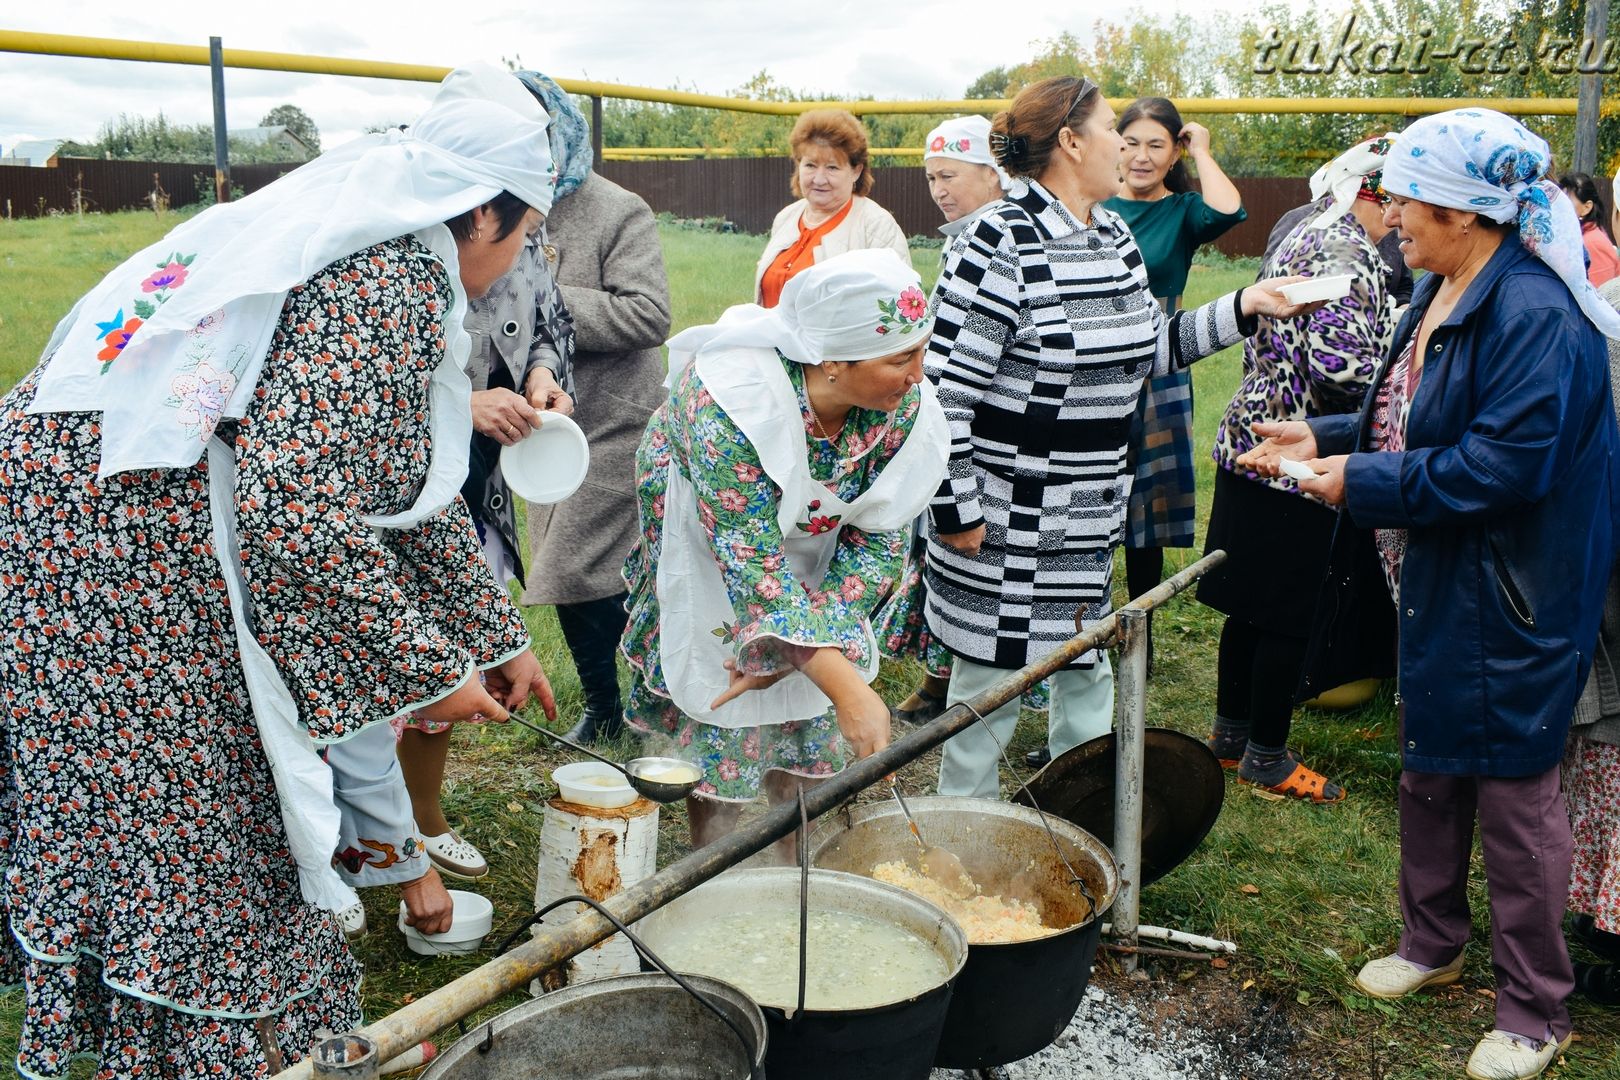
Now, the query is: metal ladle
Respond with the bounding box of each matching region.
[889,783,977,899]
[507,714,704,804]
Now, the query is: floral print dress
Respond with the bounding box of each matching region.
[0,236,531,1078]
[622,354,916,800]
[1564,736,1620,932]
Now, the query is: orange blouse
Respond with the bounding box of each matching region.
[759,199,855,308]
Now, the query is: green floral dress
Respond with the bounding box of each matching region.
[622,353,917,800]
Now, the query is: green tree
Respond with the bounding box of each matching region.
[259,104,321,155]
[57,110,319,164]
[963,66,1012,100]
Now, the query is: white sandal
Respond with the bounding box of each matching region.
[423,830,489,880]
[336,902,368,942]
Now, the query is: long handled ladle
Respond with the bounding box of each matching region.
[889,783,977,899]
[506,713,703,805]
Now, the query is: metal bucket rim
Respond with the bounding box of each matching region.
[633,866,970,1015]
[807,795,1120,946]
[418,971,768,1077]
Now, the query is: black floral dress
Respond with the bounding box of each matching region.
[0,236,530,1078]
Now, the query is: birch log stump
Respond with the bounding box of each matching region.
[532,795,659,989]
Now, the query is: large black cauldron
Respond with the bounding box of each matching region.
[810,796,1118,1069]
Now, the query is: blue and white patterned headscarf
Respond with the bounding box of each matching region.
[1383,108,1620,339]
[515,70,593,200]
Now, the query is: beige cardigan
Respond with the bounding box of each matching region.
[753,195,911,302]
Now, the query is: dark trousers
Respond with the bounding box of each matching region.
[555,593,629,719]
[1124,546,1163,601]
[1397,764,1574,1040]
[1215,618,1308,747]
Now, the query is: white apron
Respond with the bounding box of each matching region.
[655,347,947,729]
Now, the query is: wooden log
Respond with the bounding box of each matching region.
[532,796,659,986]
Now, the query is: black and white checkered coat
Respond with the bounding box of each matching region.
[923,180,1248,669]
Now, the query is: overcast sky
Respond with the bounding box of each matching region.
[2,0,1315,152]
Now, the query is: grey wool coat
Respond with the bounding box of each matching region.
[522,173,672,605]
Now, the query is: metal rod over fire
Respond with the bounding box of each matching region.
[276,553,1227,1077]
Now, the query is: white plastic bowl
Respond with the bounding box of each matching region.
[1276,274,1354,304]
[397,889,494,957]
[499,410,591,505]
[553,760,637,808]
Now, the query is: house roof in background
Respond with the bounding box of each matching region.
[1,138,66,165]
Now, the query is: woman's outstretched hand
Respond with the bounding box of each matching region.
[1236,421,1319,478]
[1241,277,1326,320]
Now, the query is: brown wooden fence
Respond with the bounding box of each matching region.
[0,158,297,217]
[594,159,1311,258]
[3,156,1312,258]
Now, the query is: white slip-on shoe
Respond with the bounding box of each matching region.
[423,830,489,880]
[336,902,368,942]
[1353,950,1465,999]
[1465,1030,1571,1080]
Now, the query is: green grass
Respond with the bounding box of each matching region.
[2,211,1617,1079]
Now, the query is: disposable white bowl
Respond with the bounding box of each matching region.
[1276,274,1354,304]
[397,889,494,957]
[553,760,637,808]
[500,411,590,505]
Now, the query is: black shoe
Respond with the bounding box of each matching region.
[1572,914,1620,963]
[1574,961,1620,1006]
[1025,746,1052,768]
[565,708,624,746]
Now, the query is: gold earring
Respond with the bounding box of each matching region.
[827,372,838,383]
[472,227,484,241]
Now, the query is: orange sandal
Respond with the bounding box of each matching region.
[1237,761,1345,803]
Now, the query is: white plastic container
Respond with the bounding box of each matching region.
[500,411,591,505]
[552,761,637,809]
[1276,273,1354,304]
[398,889,494,957]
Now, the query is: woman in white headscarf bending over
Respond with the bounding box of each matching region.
[621,249,948,855]
[0,66,557,1077]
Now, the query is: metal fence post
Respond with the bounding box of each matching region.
[591,95,603,165]
[1112,606,1148,974]
[1574,0,1610,174]
[208,36,230,203]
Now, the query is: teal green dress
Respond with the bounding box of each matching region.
[1104,191,1246,548]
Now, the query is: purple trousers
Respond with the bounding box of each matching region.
[1397,765,1574,1040]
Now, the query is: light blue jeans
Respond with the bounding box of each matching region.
[937,653,1114,798]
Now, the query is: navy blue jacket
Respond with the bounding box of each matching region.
[1307,238,1619,776]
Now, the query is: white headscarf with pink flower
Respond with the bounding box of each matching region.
[924,115,1011,191]
[667,248,932,383]
[28,63,557,530]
